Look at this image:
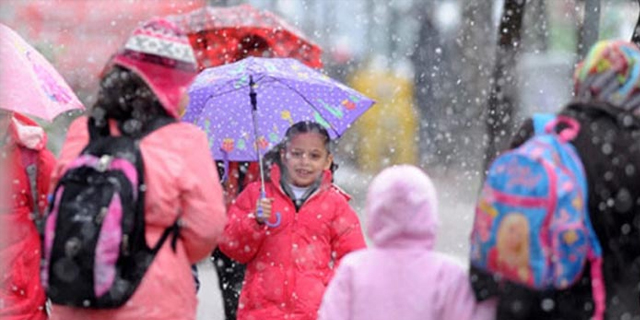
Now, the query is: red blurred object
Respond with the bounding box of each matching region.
[168,4,323,70]
[0,0,206,99]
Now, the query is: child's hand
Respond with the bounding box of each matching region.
[256,198,274,224]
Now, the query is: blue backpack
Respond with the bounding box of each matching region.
[470,114,605,320]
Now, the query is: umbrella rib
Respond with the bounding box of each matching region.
[264,76,342,137]
[196,74,340,136]
[201,74,270,103]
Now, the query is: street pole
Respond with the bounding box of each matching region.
[579,0,601,59]
[483,0,526,174]
[632,0,640,46]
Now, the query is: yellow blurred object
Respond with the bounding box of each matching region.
[348,68,418,172]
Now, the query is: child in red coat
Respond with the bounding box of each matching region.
[219,121,366,320]
[0,111,55,320]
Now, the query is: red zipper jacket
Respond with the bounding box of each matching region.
[219,164,366,320]
[1,113,54,320]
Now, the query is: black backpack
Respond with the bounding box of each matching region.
[42,116,178,308]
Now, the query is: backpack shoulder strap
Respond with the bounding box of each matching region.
[532,113,556,135]
[87,116,111,142]
[152,219,181,254]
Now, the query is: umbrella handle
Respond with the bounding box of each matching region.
[256,191,281,227]
[265,212,281,228]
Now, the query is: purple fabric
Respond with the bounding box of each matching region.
[94,193,123,297]
[318,165,496,320]
[41,187,64,290]
[183,57,374,161]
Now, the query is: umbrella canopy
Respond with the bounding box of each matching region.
[0,23,84,121]
[184,57,374,162]
[168,4,323,69]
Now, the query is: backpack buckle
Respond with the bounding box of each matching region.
[97,155,113,172]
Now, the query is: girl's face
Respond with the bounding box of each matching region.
[281,132,333,187]
[505,222,526,251]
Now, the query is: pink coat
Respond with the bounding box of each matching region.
[0,113,54,320]
[318,165,496,320]
[48,116,227,320]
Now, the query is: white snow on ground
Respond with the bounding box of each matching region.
[196,258,225,320]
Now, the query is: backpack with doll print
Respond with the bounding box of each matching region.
[42,116,178,308]
[469,114,605,320]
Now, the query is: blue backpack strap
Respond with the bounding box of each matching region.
[544,115,605,320]
[532,113,590,206]
[532,113,556,135]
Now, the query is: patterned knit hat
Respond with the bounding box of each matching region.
[574,40,640,116]
[111,18,198,118]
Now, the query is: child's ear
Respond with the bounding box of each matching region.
[324,153,334,170]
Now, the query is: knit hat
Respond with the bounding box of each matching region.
[574,40,640,115]
[110,18,198,118]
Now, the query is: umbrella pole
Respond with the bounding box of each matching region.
[249,75,282,227]
[249,75,266,193]
[250,75,282,228]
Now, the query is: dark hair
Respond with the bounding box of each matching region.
[91,65,169,135]
[282,120,332,152]
[263,121,338,177]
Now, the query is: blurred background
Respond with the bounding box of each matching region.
[1,0,638,262]
[3,1,639,318]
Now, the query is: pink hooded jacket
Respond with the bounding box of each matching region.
[318,165,496,320]
[47,116,227,320]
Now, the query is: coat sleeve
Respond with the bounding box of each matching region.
[218,183,269,264]
[441,264,497,320]
[330,198,366,271]
[317,259,353,320]
[178,130,227,263]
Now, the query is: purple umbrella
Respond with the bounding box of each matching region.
[185,57,374,159]
[184,57,374,226]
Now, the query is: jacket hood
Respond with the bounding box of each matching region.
[366,165,439,249]
[9,113,46,150]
